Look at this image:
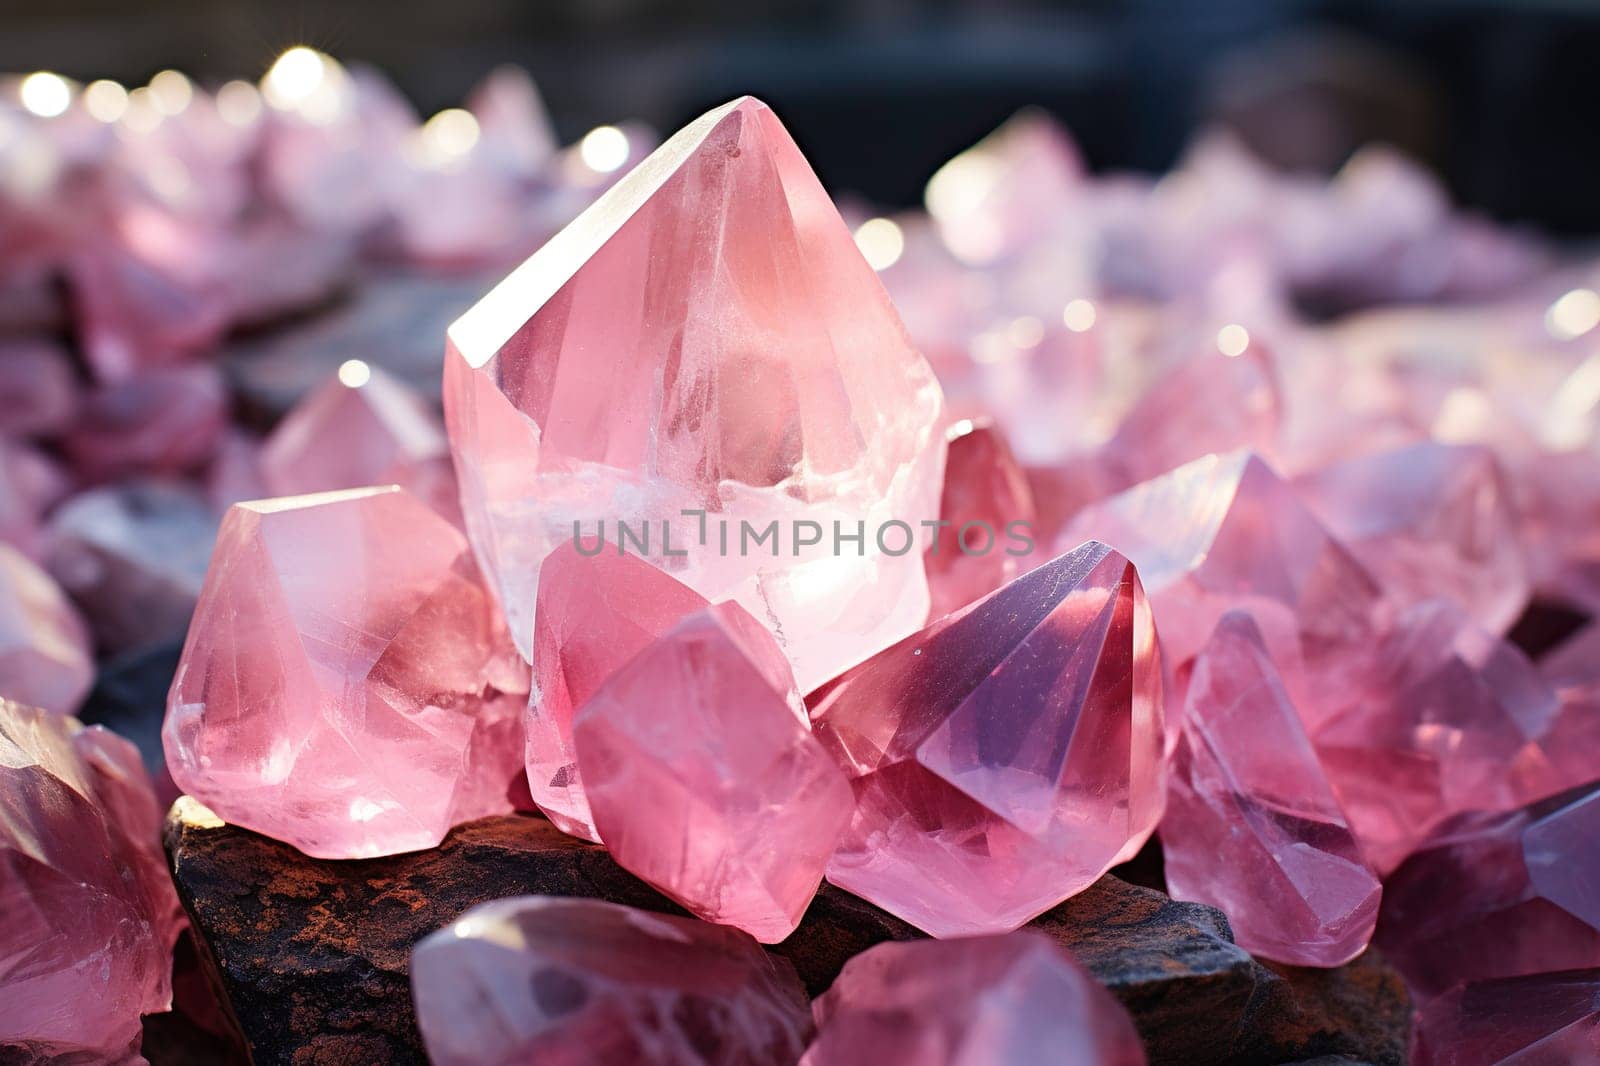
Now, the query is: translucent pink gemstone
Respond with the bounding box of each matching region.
[1412,969,1600,1066]
[443,96,945,691]
[206,430,269,512]
[0,440,71,562]
[0,701,184,1061]
[466,66,558,180]
[804,932,1145,1066]
[261,364,460,523]
[811,540,1165,937]
[1315,600,1567,875]
[1379,784,1600,1003]
[1162,612,1380,967]
[411,896,811,1066]
[63,363,227,482]
[164,486,529,859]
[574,600,850,941]
[45,480,217,655]
[1059,450,1386,732]
[1296,442,1527,633]
[526,543,712,841]
[925,418,1039,618]
[0,543,93,716]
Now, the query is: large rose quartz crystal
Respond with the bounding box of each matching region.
[261,363,459,522]
[574,599,851,942]
[1296,442,1527,633]
[0,542,93,716]
[1162,612,1380,967]
[804,932,1145,1066]
[163,486,528,859]
[810,540,1164,937]
[1378,782,1600,1002]
[0,700,183,1062]
[411,896,811,1066]
[442,96,946,692]
[526,543,712,841]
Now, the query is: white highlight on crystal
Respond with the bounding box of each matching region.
[1007,316,1045,349]
[580,125,629,173]
[411,108,480,169]
[148,70,193,116]
[1063,298,1096,333]
[1546,288,1600,341]
[265,47,326,108]
[854,217,904,271]
[216,80,262,127]
[19,72,71,118]
[1217,323,1250,358]
[84,80,128,123]
[337,359,372,388]
[122,87,163,132]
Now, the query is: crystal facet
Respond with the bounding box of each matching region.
[526,543,713,841]
[803,932,1146,1066]
[1412,968,1600,1066]
[443,96,946,691]
[925,417,1040,618]
[0,701,183,1062]
[411,896,812,1066]
[574,600,851,941]
[0,543,93,716]
[811,540,1165,937]
[164,486,529,859]
[1161,611,1380,966]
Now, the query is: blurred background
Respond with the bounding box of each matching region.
[4,0,1599,233]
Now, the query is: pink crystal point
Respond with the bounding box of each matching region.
[261,363,460,523]
[164,486,529,859]
[1162,612,1380,967]
[527,543,715,840]
[443,96,946,691]
[1413,969,1600,1066]
[1059,450,1386,731]
[0,701,184,1061]
[925,417,1040,618]
[811,540,1165,937]
[1379,783,1600,1003]
[803,932,1145,1066]
[1296,442,1528,633]
[1314,599,1566,875]
[412,896,812,1066]
[0,542,93,716]
[573,600,849,941]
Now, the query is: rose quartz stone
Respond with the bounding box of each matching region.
[0,440,71,562]
[1296,442,1527,634]
[0,700,184,1061]
[1162,612,1380,967]
[574,600,850,941]
[0,543,93,716]
[804,932,1144,1066]
[164,486,528,859]
[811,540,1165,937]
[261,364,460,523]
[526,543,712,841]
[1315,599,1570,875]
[412,896,811,1066]
[63,363,227,483]
[1380,782,1600,1006]
[442,96,945,691]
[1059,450,1387,734]
[1413,968,1600,1066]
[925,418,1039,618]
[0,339,77,437]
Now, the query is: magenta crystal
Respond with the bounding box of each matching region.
[1412,968,1600,1066]
[526,543,713,841]
[1162,611,1380,966]
[443,96,946,691]
[804,932,1145,1065]
[574,600,851,941]
[0,543,93,716]
[411,896,811,1066]
[925,417,1040,618]
[811,540,1165,937]
[1378,781,1600,1002]
[0,701,184,1061]
[1296,442,1527,633]
[164,486,528,859]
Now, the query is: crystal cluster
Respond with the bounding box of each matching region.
[0,700,183,1062]
[0,52,1597,1064]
